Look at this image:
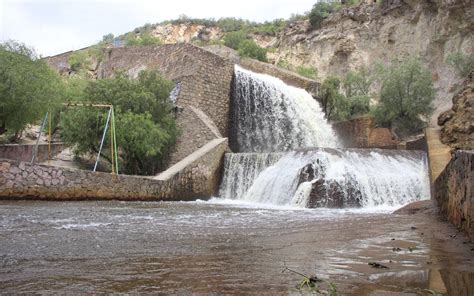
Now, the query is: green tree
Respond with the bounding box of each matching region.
[309,2,339,29]
[342,67,372,117]
[237,39,268,62]
[446,51,474,77]
[60,70,178,175]
[0,40,64,140]
[373,59,435,135]
[320,76,348,121]
[223,31,247,50]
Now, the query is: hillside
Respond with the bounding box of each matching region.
[114,0,472,126]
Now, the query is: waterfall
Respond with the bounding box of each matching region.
[219,153,283,200]
[220,66,430,209]
[218,149,430,208]
[231,65,340,152]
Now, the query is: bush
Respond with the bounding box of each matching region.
[373,59,435,136]
[237,39,268,62]
[68,50,91,72]
[309,2,339,29]
[297,66,318,79]
[125,32,162,46]
[320,76,348,121]
[446,51,474,77]
[223,31,247,50]
[342,67,372,117]
[61,70,178,175]
[0,40,65,140]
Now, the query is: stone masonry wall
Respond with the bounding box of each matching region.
[332,117,399,149]
[169,106,221,166]
[0,143,67,163]
[0,139,228,201]
[434,150,474,241]
[97,43,234,137]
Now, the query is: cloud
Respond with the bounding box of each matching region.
[1,0,314,56]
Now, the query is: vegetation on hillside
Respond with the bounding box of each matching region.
[319,59,434,137]
[0,40,65,141]
[373,59,435,136]
[446,51,474,77]
[61,70,178,175]
[223,31,268,62]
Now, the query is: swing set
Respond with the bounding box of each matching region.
[30,103,119,174]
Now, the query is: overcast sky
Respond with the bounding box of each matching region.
[0,0,315,57]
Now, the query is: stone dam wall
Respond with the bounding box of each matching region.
[0,138,227,201]
[434,150,474,241]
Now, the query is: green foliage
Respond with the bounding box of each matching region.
[237,40,268,62]
[0,40,64,139]
[309,2,340,29]
[61,70,177,175]
[277,58,291,70]
[68,43,105,73]
[446,51,474,77]
[373,58,435,135]
[125,32,162,46]
[68,50,91,72]
[342,67,372,117]
[297,66,318,79]
[223,31,247,50]
[320,76,348,121]
[102,33,114,43]
[288,13,309,23]
[250,19,286,36]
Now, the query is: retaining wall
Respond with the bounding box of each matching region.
[0,138,228,201]
[332,117,399,149]
[0,143,67,163]
[434,150,474,241]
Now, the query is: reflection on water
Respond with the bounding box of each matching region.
[0,200,473,294]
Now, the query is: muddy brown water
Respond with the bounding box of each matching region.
[0,200,473,295]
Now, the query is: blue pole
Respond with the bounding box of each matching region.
[93,107,112,172]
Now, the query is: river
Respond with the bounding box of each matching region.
[1,200,473,294]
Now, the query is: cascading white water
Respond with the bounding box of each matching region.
[219,153,282,200]
[219,149,430,208]
[231,65,340,152]
[220,66,431,209]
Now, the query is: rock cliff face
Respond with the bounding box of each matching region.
[273,0,473,124]
[438,71,474,150]
[145,1,472,126]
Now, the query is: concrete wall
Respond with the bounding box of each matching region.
[0,138,228,201]
[434,150,474,241]
[0,143,67,163]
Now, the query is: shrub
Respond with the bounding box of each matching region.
[61,70,178,175]
[446,51,474,77]
[373,58,435,136]
[237,39,268,62]
[125,32,161,46]
[309,2,339,29]
[320,76,348,121]
[297,66,318,79]
[223,31,247,50]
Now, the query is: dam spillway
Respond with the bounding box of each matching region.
[220,66,430,209]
